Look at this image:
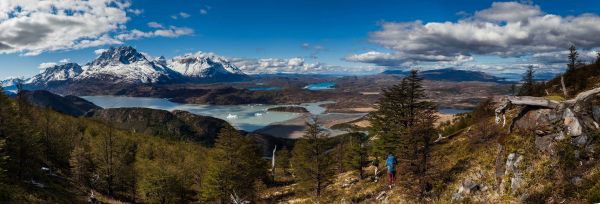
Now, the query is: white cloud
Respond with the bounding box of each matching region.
[59,58,70,63]
[147,22,163,29]
[0,1,194,56]
[179,12,191,18]
[94,48,108,55]
[127,8,143,15]
[231,57,382,75]
[347,1,600,70]
[0,0,130,56]
[38,62,57,70]
[116,26,194,40]
[474,2,541,22]
[200,9,208,15]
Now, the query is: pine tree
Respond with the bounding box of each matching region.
[200,126,266,202]
[568,45,578,73]
[275,146,291,176]
[6,83,43,180]
[291,119,335,198]
[345,132,369,179]
[368,70,437,196]
[70,136,94,187]
[596,51,600,66]
[518,65,536,96]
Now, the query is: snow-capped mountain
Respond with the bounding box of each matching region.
[169,52,246,79]
[1,77,24,87]
[18,46,250,88]
[77,46,182,84]
[28,63,83,85]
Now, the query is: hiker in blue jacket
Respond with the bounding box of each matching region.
[386,152,397,188]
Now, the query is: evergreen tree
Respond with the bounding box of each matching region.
[275,146,291,176]
[200,126,266,202]
[518,65,536,96]
[368,70,437,196]
[291,119,335,198]
[344,132,369,179]
[568,44,578,72]
[596,51,600,66]
[70,136,94,187]
[6,84,43,181]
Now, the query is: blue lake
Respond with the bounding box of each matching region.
[304,82,336,90]
[82,96,333,132]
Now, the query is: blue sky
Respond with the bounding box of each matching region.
[1,0,600,79]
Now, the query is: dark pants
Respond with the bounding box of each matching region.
[387,170,395,186]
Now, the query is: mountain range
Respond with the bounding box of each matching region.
[7,46,248,88]
[382,68,508,83]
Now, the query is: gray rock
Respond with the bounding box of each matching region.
[510,176,523,193]
[504,153,524,194]
[593,105,600,122]
[555,131,567,141]
[573,134,589,147]
[535,134,555,153]
[451,193,463,202]
[513,109,557,133]
[570,176,583,186]
[563,108,583,137]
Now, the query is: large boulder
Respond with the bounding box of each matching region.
[513,108,559,134]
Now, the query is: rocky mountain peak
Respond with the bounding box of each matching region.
[169,52,245,78]
[90,46,148,66]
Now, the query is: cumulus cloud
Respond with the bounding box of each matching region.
[0,0,131,56]
[0,0,194,56]
[346,1,600,70]
[59,58,70,63]
[345,51,473,67]
[231,57,382,75]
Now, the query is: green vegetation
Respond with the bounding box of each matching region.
[0,86,269,203]
[200,126,266,202]
[291,120,335,198]
[369,70,438,198]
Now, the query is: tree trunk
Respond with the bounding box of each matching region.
[561,76,569,97]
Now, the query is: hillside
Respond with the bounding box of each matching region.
[546,63,600,98]
[382,68,506,83]
[259,89,600,203]
[86,108,232,145]
[21,90,101,116]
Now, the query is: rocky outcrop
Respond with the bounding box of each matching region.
[495,88,600,151]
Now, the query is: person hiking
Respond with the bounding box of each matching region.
[385,152,397,189]
[372,157,380,182]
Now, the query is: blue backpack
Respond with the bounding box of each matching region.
[386,154,397,172]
